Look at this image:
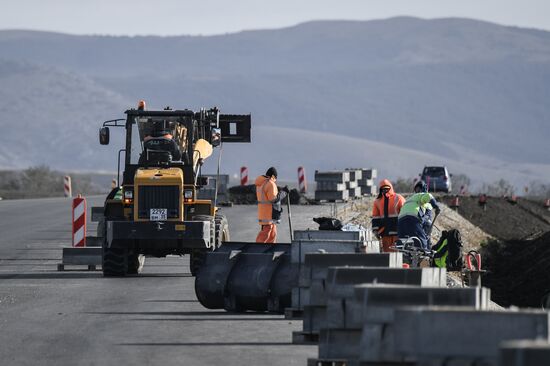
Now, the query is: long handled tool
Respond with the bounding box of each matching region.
[286,194,293,241]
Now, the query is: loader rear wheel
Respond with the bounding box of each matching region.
[102,241,128,277]
[127,254,145,275]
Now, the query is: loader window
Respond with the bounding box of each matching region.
[130,121,143,164]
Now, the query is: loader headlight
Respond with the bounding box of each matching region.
[184,189,193,200]
[124,190,133,199]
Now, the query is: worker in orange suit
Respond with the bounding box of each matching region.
[372,179,406,252]
[255,167,289,243]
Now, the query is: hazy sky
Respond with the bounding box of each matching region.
[1,0,549,36]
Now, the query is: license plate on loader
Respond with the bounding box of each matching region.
[150,208,167,221]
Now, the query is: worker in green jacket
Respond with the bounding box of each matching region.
[397,180,440,249]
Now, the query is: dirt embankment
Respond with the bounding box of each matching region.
[441,196,550,241]
[438,196,550,308]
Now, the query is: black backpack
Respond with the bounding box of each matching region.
[432,229,463,270]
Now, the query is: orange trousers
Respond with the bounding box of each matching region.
[256,224,277,243]
[381,235,398,253]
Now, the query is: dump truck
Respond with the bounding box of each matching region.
[94,103,250,276]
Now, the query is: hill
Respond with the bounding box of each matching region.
[0,17,549,187]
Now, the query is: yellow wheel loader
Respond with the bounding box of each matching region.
[95,104,250,276]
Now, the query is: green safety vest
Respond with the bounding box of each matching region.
[398,192,433,219]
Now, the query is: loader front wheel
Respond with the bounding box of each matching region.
[102,241,128,277]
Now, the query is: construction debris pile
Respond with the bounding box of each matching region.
[481,231,550,308]
[314,168,377,202]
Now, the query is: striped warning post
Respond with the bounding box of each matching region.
[72,195,87,248]
[240,166,248,186]
[64,175,72,198]
[298,166,307,193]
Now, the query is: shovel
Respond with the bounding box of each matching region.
[286,193,293,241]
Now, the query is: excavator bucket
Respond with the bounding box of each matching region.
[194,242,297,313]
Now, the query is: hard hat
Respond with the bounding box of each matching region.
[137,100,147,111]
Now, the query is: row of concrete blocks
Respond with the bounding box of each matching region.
[315,169,377,183]
[316,180,375,191]
[314,169,378,200]
[296,252,550,366]
[289,231,380,314]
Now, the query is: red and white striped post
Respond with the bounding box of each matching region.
[297,166,307,193]
[72,195,86,247]
[64,175,72,198]
[240,166,248,186]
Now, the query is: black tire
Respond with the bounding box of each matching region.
[127,254,145,275]
[102,241,128,277]
[214,214,230,249]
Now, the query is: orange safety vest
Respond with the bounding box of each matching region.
[371,179,405,236]
[255,175,278,225]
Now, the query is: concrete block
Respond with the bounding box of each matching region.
[291,286,310,309]
[361,169,377,179]
[357,178,374,187]
[348,187,361,198]
[319,328,363,359]
[303,305,326,333]
[393,307,550,363]
[326,267,446,289]
[299,253,403,287]
[315,190,349,201]
[500,340,550,366]
[364,240,380,253]
[294,230,370,242]
[346,169,362,182]
[359,185,377,196]
[315,171,350,183]
[309,267,445,316]
[345,181,358,189]
[316,181,346,191]
[291,240,367,264]
[61,247,102,266]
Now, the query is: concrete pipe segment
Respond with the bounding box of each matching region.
[194,242,297,313]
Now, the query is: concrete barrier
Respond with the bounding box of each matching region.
[500,340,550,366]
[299,252,403,287]
[290,238,379,310]
[392,307,550,365]
[300,267,446,346]
[294,230,372,242]
[317,286,490,361]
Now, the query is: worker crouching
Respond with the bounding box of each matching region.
[255,167,289,243]
[397,180,441,250]
[372,179,405,252]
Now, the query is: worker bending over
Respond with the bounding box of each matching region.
[397,180,441,249]
[255,167,289,243]
[371,179,405,252]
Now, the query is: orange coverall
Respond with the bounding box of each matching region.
[255,175,279,243]
[372,179,405,252]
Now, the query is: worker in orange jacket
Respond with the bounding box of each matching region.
[255,167,289,243]
[372,179,405,252]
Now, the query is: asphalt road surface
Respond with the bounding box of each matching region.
[0,196,331,366]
